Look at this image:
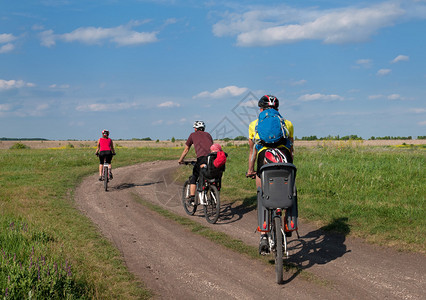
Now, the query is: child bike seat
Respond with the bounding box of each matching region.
[259,163,297,209]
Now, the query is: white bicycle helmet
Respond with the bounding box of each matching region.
[193,120,205,130]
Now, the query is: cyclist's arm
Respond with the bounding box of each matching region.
[248,138,257,175]
[178,145,190,164]
[95,139,100,155]
[110,140,116,155]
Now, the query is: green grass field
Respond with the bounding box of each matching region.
[0,144,424,298]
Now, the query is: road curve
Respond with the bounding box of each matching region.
[75,160,426,299]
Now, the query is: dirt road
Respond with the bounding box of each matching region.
[75,160,425,299]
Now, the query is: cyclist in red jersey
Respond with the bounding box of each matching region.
[95,129,116,181]
[178,121,213,202]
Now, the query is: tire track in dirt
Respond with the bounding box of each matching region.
[75,160,425,299]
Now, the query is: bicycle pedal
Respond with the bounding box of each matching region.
[260,249,270,256]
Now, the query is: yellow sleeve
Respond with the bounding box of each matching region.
[285,119,294,139]
[248,119,258,140]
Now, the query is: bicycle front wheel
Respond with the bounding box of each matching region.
[203,185,220,224]
[103,166,108,191]
[182,180,197,215]
[274,216,284,284]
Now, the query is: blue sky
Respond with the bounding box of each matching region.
[1,0,425,140]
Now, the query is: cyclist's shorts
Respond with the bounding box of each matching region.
[190,156,208,185]
[99,150,113,164]
[256,147,292,177]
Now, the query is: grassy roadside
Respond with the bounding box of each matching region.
[1,143,424,298]
[0,147,184,299]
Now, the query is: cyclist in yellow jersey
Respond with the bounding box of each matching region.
[247,95,294,186]
[246,95,295,254]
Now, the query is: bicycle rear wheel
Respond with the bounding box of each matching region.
[103,165,108,191]
[274,216,283,284]
[182,180,197,215]
[203,185,220,224]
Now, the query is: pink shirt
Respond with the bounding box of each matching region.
[99,138,112,151]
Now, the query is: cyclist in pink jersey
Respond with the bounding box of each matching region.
[95,129,116,181]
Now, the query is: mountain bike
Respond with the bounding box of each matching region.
[248,162,298,284]
[180,161,221,224]
[97,153,115,191]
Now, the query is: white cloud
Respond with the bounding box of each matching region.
[369,93,406,100]
[49,84,70,89]
[391,54,409,63]
[409,108,426,113]
[0,33,16,43]
[356,58,372,68]
[298,93,344,102]
[290,79,307,86]
[0,104,12,111]
[158,101,180,108]
[239,99,258,107]
[40,30,56,47]
[369,94,384,99]
[193,85,248,99]
[0,33,17,54]
[387,94,403,100]
[419,120,426,126]
[0,43,14,53]
[213,2,407,46]
[40,22,159,47]
[0,79,35,90]
[377,68,392,76]
[76,102,138,112]
[152,120,164,125]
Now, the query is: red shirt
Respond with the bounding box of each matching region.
[186,131,213,158]
[99,138,112,151]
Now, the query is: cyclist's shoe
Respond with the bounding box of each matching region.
[109,172,113,180]
[259,234,269,255]
[187,195,195,205]
[98,176,103,181]
[285,231,292,238]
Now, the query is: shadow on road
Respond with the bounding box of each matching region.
[113,181,163,190]
[287,217,352,269]
[216,195,257,224]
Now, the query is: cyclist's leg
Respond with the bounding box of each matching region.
[106,154,113,178]
[192,156,207,195]
[98,154,104,179]
[256,150,270,254]
[190,163,199,197]
[258,195,270,254]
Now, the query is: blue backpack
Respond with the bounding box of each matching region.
[255,109,289,146]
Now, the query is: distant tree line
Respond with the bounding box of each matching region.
[297,135,363,141]
[0,138,48,141]
[296,135,425,141]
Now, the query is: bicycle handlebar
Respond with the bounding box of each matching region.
[245,172,256,179]
[179,161,196,166]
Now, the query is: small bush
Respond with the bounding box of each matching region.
[9,143,30,150]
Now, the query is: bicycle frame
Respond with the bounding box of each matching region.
[102,157,109,191]
[269,209,289,257]
[181,161,221,224]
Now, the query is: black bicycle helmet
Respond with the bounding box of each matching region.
[258,95,279,109]
[102,129,109,137]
